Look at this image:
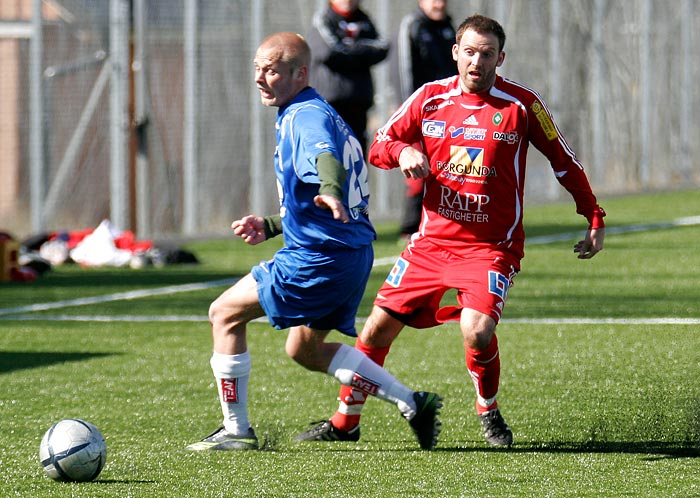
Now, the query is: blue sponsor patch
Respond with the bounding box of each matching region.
[385,257,409,287]
[422,120,446,138]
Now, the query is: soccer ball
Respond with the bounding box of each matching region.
[39,419,107,482]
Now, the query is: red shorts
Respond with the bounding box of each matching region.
[374,237,520,328]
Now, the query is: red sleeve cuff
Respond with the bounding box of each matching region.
[588,206,606,229]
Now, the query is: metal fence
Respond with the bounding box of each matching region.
[1,0,698,239]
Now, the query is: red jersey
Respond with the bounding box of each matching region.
[369,75,605,260]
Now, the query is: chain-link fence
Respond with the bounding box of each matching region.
[1,0,698,239]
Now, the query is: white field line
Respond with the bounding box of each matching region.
[1,215,698,322]
[523,215,700,245]
[502,318,700,325]
[0,278,237,317]
[0,258,393,318]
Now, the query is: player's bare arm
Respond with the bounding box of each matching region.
[314,194,349,223]
[574,227,604,259]
[232,215,267,245]
[399,146,431,179]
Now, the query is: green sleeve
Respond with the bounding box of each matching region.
[262,214,283,239]
[316,152,347,201]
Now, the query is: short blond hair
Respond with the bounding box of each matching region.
[258,32,310,73]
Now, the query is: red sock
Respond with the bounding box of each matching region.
[465,335,501,415]
[330,338,391,431]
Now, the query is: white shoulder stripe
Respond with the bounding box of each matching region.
[378,79,460,137]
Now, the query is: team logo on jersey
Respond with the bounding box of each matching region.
[422,119,446,138]
[436,186,490,222]
[463,115,479,126]
[424,100,454,112]
[450,126,487,140]
[492,112,503,126]
[531,101,559,140]
[436,146,497,178]
[465,128,487,140]
[450,127,486,140]
[493,130,519,144]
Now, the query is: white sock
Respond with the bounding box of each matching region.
[328,344,417,418]
[210,351,251,435]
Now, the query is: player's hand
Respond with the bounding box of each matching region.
[399,146,431,179]
[231,215,267,245]
[574,227,604,259]
[314,194,349,223]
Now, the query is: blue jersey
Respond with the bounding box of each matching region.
[274,87,376,250]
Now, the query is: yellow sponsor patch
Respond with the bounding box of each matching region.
[531,101,558,140]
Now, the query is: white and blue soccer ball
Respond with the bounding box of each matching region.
[39,419,107,482]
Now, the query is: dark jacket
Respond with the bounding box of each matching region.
[391,8,456,101]
[307,5,389,109]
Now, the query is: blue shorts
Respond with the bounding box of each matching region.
[251,244,373,336]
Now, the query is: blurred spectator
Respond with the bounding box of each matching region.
[390,0,456,240]
[306,0,390,152]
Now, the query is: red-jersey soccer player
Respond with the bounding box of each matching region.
[296,13,605,448]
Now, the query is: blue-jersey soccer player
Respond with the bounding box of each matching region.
[186,31,442,451]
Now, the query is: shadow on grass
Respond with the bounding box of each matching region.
[443,440,700,459]
[282,439,699,459]
[95,479,157,485]
[0,352,116,374]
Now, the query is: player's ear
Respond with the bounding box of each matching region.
[452,43,458,62]
[497,51,505,67]
[295,64,308,83]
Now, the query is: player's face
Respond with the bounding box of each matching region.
[331,0,360,14]
[452,28,504,94]
[253,49,304,107]
[419,0,447,21]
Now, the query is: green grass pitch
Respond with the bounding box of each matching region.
[1,190,698,497]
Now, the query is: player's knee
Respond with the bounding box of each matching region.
[460,310,496,347]
[463,320,497,350]
[463,328,494,350]
[358,307,402,347]
[208,298,223,326]
[285,335,326,372]
[284,339,298,360]
[208,297,240,330]
[285,342,313,369]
